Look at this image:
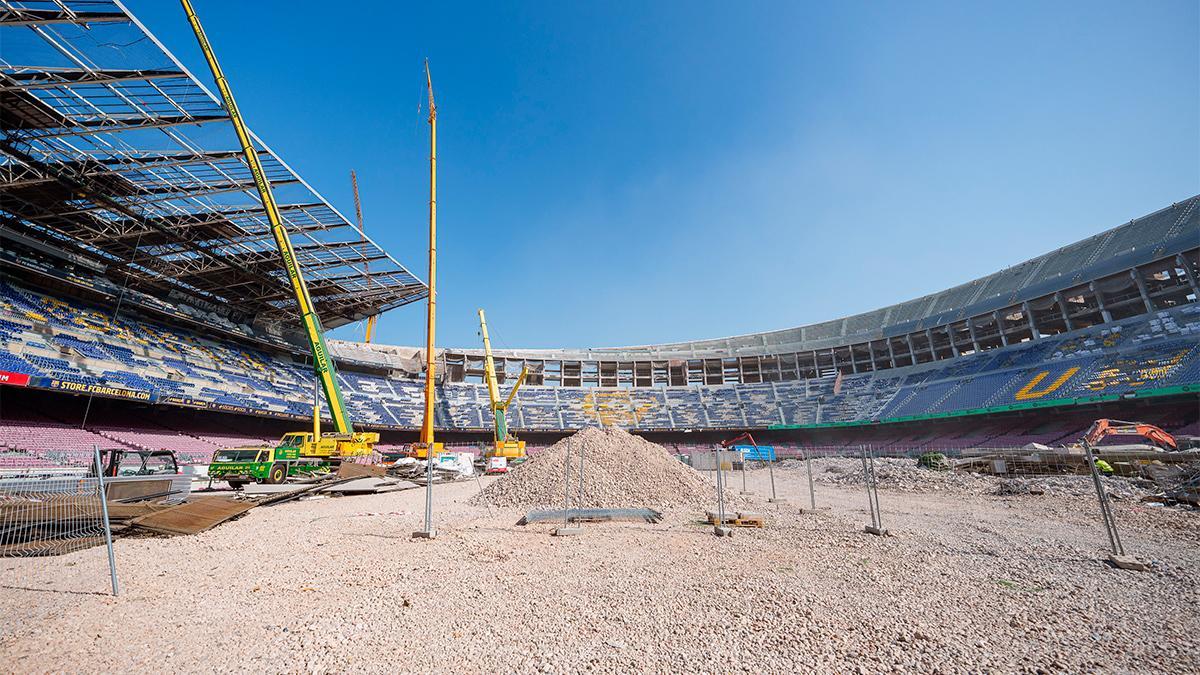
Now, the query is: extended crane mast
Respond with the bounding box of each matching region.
[419,60,438,450]
[349,170,378,344]
[181,0,352,433]
[479,309,528,459]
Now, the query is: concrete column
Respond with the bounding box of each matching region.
[1176,254,1200,297]
[1089,281,1113,323]
[1023,301,1039,339]
[993,311,1009,347]
[886,339,898,369]
[1130,269,1154,314]
[967,318,981,354]
[1054,291,1074,331]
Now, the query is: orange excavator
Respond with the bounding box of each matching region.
[1081,419,1179,451]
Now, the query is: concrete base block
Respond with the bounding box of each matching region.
[713,526,733,537]
[739,491,755,496]
[411,530,438,540]
[552,527,584,537]
[864,525,889,537]
[768,498,788,504]
[1108,554,1149,571]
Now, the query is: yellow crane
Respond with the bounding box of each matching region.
[182,0,377,464]
[412,60,442,460]
[479,309,528,459]
[349,170,379,344]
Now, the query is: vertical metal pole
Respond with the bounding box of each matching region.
[576,438,586,506]
[868,446,883,530]
[767,453,777,501]
[805,450,816,510]
[423,445,433,534]
[93,445,119,597]
[562,438,572,524]
[1082,440,1124,555]
[741,451,748,493]
[715,449,727,526]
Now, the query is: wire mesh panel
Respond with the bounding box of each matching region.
[0,447,118,594]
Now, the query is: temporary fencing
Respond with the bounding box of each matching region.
[0,446,119,595]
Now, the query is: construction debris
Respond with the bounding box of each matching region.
[473,427,738,509]
[519,507,664,525]
[127,496,256,536]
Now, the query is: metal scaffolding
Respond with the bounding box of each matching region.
[0,0,427,330]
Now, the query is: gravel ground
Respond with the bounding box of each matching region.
[2,466,1197,673]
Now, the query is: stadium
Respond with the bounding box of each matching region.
[1,2,1198,672]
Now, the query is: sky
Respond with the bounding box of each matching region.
[128,0,1199,351]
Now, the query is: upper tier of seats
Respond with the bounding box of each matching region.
[2,279,1197,433]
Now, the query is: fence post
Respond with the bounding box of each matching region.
[553,438,581,536]
[862,445,888,536]
[713,449,731,537]
[805,449,816,510]
[1081,440,1146,571]
[412,443,436,539]
[92,445,119,596]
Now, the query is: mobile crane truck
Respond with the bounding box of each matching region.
[183,1,379,487]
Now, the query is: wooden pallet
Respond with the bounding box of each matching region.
[705,511,766,528]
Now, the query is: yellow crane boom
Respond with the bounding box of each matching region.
[181,0,353,434]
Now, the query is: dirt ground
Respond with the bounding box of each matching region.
[2,467,1198,673]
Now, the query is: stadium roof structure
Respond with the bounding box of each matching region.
[0,0,428,329]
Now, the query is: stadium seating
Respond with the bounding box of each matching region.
[1,277,1198,464]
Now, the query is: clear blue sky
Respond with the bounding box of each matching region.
[130,0,1199,351]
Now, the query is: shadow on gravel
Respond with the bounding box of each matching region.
[0,583,108,597]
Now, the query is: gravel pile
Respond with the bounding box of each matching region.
[472,426,730,509]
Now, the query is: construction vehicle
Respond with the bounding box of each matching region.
[209,393,380,487]
[207,428,377,488]
[1079,419,1181,451]
[182,2,380,477]
[479,308,529,460]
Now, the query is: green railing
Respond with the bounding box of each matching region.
[768,384,1199,431]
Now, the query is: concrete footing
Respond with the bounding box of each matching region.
[552,526,584,537]
[864,525,889,537]
[411,530,438,540]
[1108,554,1149,571]
[739,491,754,496]
[713,526,733,537]
[768,498,788,504]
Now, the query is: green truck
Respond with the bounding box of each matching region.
[207,437,327,489]
[207,430,379,488]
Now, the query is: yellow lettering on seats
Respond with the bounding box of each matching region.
[1014,366,1080,401]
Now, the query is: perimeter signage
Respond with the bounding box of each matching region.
[0,371,30,387]
[41,378,152,401]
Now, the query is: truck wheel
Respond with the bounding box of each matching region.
[265,463,287,484]
[227,480,247,490]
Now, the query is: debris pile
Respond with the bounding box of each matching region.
[780,456,992,493]
[473,426,733,509]
[992,475,1152,499]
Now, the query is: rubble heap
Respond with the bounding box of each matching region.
[473,426,734,509]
